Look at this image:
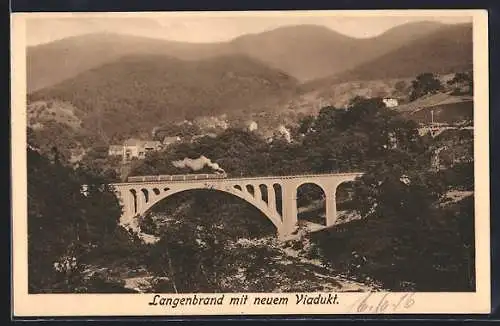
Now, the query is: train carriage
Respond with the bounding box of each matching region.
[171,175,184,181]
[144,176,157,182]
[128,173,228,183]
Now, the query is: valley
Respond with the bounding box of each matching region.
[25,18,476,295]
[27,21,473,154]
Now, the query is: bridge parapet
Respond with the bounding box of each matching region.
[111,172,364,187]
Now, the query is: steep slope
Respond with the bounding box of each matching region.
[28,54,299,140]
[26,33,229,93]
[231,22,445,82]
[331,23,473,82]
[229,25,360,83]
[27,21,446,92]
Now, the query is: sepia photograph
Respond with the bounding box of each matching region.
[11,10,490,316]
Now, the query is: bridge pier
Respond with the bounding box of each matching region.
[267,183,276,212]
[117,188,136,228]
[280,182,299,238]
[136,191,145,216]
[252,183,262,201]
[318,182,339,227]
[325,191,338,227]
[123,191,134,226]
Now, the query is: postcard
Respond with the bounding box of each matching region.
[11,9,490,316]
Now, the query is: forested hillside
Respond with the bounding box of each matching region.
[127,97,475,291]
[29,54,298,141]
[26,18,476,293]
[27,142,142,293]
[228,22,445,82]
[331,23,472,82]
[129,97,426,177]
[27,21,448,92]
[27,22,473,147]
[28,95,474,292]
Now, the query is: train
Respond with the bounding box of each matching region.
[128,172,228,183]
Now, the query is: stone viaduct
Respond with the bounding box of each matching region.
[111,173,363,240]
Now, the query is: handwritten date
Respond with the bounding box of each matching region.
[349,292,415,313]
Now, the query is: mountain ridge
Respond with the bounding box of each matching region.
[301,22,472,91]
[28,53,300,141]
[27,20,473,144]
[331,23,473,82]
[27,21,454,92]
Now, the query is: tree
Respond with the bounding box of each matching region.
[296,115,315,135]
[123,92,474,292]
[27,145,131,293]
[393,80,409,97]
[409,73,444,101]
[77,148,121,183]
[144,190,276,292]
[309,100,473,291]
[447,71,473,95]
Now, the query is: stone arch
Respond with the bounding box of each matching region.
[140,188,149,203]
[129,189,138,214]
[296,182,327,226]
[234,185,242,191]
[259,184,268,203]
[246,184,255,196]
[140,186,283,230]
[152,188,161,195]
[273,183,283,216]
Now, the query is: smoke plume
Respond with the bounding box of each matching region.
[172,155,225,173]
[278,125,292,143]
[248,121,258,132]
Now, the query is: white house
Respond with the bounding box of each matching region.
[122,139,143,160]
[108,145,123,156]
[383,97,399,108]
[109,138,162,161]
[142,140,162,157]
[162,136,181,147]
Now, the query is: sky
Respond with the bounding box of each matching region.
[24,12,473,46]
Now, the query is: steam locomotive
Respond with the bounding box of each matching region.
[128,172,228,183]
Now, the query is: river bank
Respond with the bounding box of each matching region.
[83,232,379,293]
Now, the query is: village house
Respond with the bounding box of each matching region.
[108,145,123,156]
[142,140,162,153]
[382,97,399,108]
[108,138,162,161]
[162,136,181,147]
[123,138,143,160]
